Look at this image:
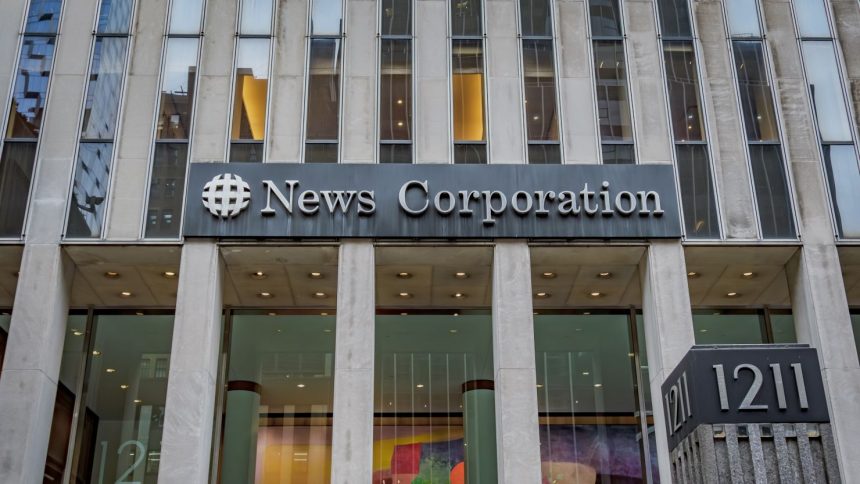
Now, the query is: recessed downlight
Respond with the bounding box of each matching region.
[454,272,470,279]
[258,292,274,298]
[297,384,306,388]
[396,272,412,279]
[133,399,142,404]
[741,271,756,278]
[162,271,177,279]
[251,271,267,280]
[589,291,604,298]
[597,272,612,279]
[104,271,120,279]
[308,272,324,279]
[416,384,425,389]
[726,292,740,298]
[72,330,83,336]
[687,271,699,278]
[119,291,132,298]
[594,383,603,388]
[398,292,413,298]
[92,350,101,356]
[120,384,128,390]
[106,368,117,373]
[540,272,557,279]
[535,292,550,298]
[452,293,466,299]
[313,292,328,298]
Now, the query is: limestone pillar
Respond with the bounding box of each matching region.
[486,0,526,164]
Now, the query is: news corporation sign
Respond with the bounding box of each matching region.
[182,163,683,239]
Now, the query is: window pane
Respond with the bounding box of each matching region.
[635,314,661,483]
[594,40,633,142]
[454,143,487,164]
[535,314,647,482]
[528,143,561,164]
[381,0,412,36]
[305,143,339,163]
[239,0,274,35]
[230,142,264,163]
[25,0,62,34]
[801,41,852,142]
[521,0,553,37]
[97,0,134,34]
[311,0,343,35]
[676,144,720,238]
[451,0,483,36]
[523,40,559,142]
[156,38,198,140]
[733,42,778,142]
[656,0,692,37]
[232,39,270,141]
[0,142,37,237]
[769,312,797,344]
[589,0,622,37]
[0,313,9,373]
[66,142,113,238]
[6,37,56,139]
[749,145,795,239]
[851,312,860,358]
[452,40,485,142]
[794,0,830,38]
[380,40,412,142]
[725,0,761,37]
[168,0,205,34]
[380,143,412,163]
[663,41,705,142]
[67,314,174,484]
[220,313,335,483]
[374,313,496,483]
[306,39,342,141]
[145,143,188,238]
[822,144,860,238]
[693,310,765,344]
[81,37,129,140]
[602,143,635,164]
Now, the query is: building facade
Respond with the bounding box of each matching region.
[0,0,858,482]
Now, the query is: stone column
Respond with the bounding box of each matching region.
[830,0,860,138]
[639,240,696,480]
[330,241,375,483]
[491,241,542,483]
[486,0,526,164]
[268,0,308,162]
[341,0,376,163]
[0,0,27,102]
[415,0,450,164]
[158,240,224,484]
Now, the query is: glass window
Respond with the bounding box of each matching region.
[305,39,342,144]
[0,312,10,373]
[528,144,561,164]
[725,0,761,37]
[168,0,205,35]
[25,0,62,34]
[800,41,853,143]
[6,37,56,139]
[305,144,338,163]
[230,142,264,163]
[66,142,113,238]
[451,0,483,37]
[523,40,559,142]
[145,143,188,238]
[374,312,497,483]
[453,144,487,164]
[822,144,860,238]
[733,41,779,142]
[310,0,343,35]
[97,0,134,34]
[769,311,797,344]
[663,41,705,142]
[380,40,412,142]
[239,0,274,35]
[521,0,553,37]
[749,145,795,238]
[219,312,335,483]
[656,0,692,38]
[231,38,270,142]
[156,38,199,140]
[0,142,37,237]
[851,311,860,358]
[81,37,129,140]
[635,314,660,483]
[594,40,633,143]
[676,144,720,238]
[452,40,486,143]
[380,143,412,163]
[694,310,765,344]
[602,143,635,164]
[794,0,830,38]
[589,0,622,37]
[381,0,411,36]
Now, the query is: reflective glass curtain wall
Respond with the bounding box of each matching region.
[0,0,62,237]
[724,0,796,239]
[379,0,413,163]
[451,0,488,164]
[65,0,134,238]
[656,0,721,238]
[589,0,635,164]
[792,0,860,238]
[520,0,561,164]
[692,308,797,345]
[230,0,274,163]
[304,0,344,163]
[143,0,204,238]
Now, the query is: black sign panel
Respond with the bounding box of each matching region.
[661,345,829,450]
[182,163,682,239]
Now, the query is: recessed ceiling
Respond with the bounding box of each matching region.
[0,245,23,307]
[838,246,860,306]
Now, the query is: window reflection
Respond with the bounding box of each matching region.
[589,0,622,37]
[822,145,860,238]
[380,40,412,142]
[749,145,795,238]
[656,0,692,37]
[452,40,485,142]
[801,41,852,143]
[305,40,342,163]
[851,311,860,358]
[693,309,796,344]
[145,143,188,238]
[676,144,720,238]
[66,142,112,238]
[231,38,270,142]
[0,142,37,237]
[602,144,635,164]
[97,0,134,34]
[311,0,344,35]
[663,42,705,142]
[25,0,62,34]
[520,0,553,37]
[724,0,761,37]
[523,40,559,142]
[380,143,412,163]
[168,0,205,34]
[156,38,199,140]
[733,42,778,142]
[794,0,830,38]
[451,0,483,37]
[240,0,274,35]
[6,37,56,139]
[594,40,633,142]
[528,144,561,164]
[81,38,129,140]
[381,0,411,35]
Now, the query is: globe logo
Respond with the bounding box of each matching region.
[201,173,251,218]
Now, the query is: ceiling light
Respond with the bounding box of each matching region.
[133,399,142,404]
[449,329,458,334]
[535,292,550,298]
[452,293,466,299]
[268,312,277,316]
[320,312,329,316]
[726,292,740,298]
[162,271,177,278]
[308,272,323,279]
[120,384,128,390]
[92,350,101,356]
[396,99,403,104]
[313,292,327,298]
[396,272,412,279]
[398,292,413,298]
[400,312,408,316]
[119,291,132,298]
[323,328,332,333]
[104,271,120,279]
[540,272,556,279]
[589,291,603,298]
[687,271,699,278]
[135,311,144,316]
[741,271,756,278]
[453,312,460,317]
[594,383,603,388]
[106,368,117,373]
[536,384,544,388]
[583,312,591,315]
[582,371,590,376]
[597,272,612,279]
[72,330,83,336]
[700,329,709,333]
[454,272,469,279]
[258,292,273,298]
[297,384,306,388]
[416,384,424,388]
[251,271,267,280]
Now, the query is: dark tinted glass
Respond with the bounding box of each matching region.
[145,143,188,238]
[97,0,134,34]
[25,0,62,34]
[527,144,561,164]
[156,38,198,140]
[602,143,635,164]
[451,0,483,36]
[66,142,113,238]
[454,144,487,164]
[523,40,559,142]
[822,144,860,238]
[380,40,412,141]
[6,37,56,139]
[663,41,705,142]
[381,0,412,35]
[380,143,412,163]
[693,310,765,344]
[0,142,37,237]
[594,40,633,141]
[749,145,795,238]
[81,37,129,140]
[657,0,692,37]
[733,42,778,142]
[229,142,264,162]
[520,0,553,37]
[676,144,720,238]
[306,39,342,140]
[589,0,622,37]
[305,143,339,163]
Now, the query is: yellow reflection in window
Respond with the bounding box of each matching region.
[231,71,268,140]
[452,73,485,141]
